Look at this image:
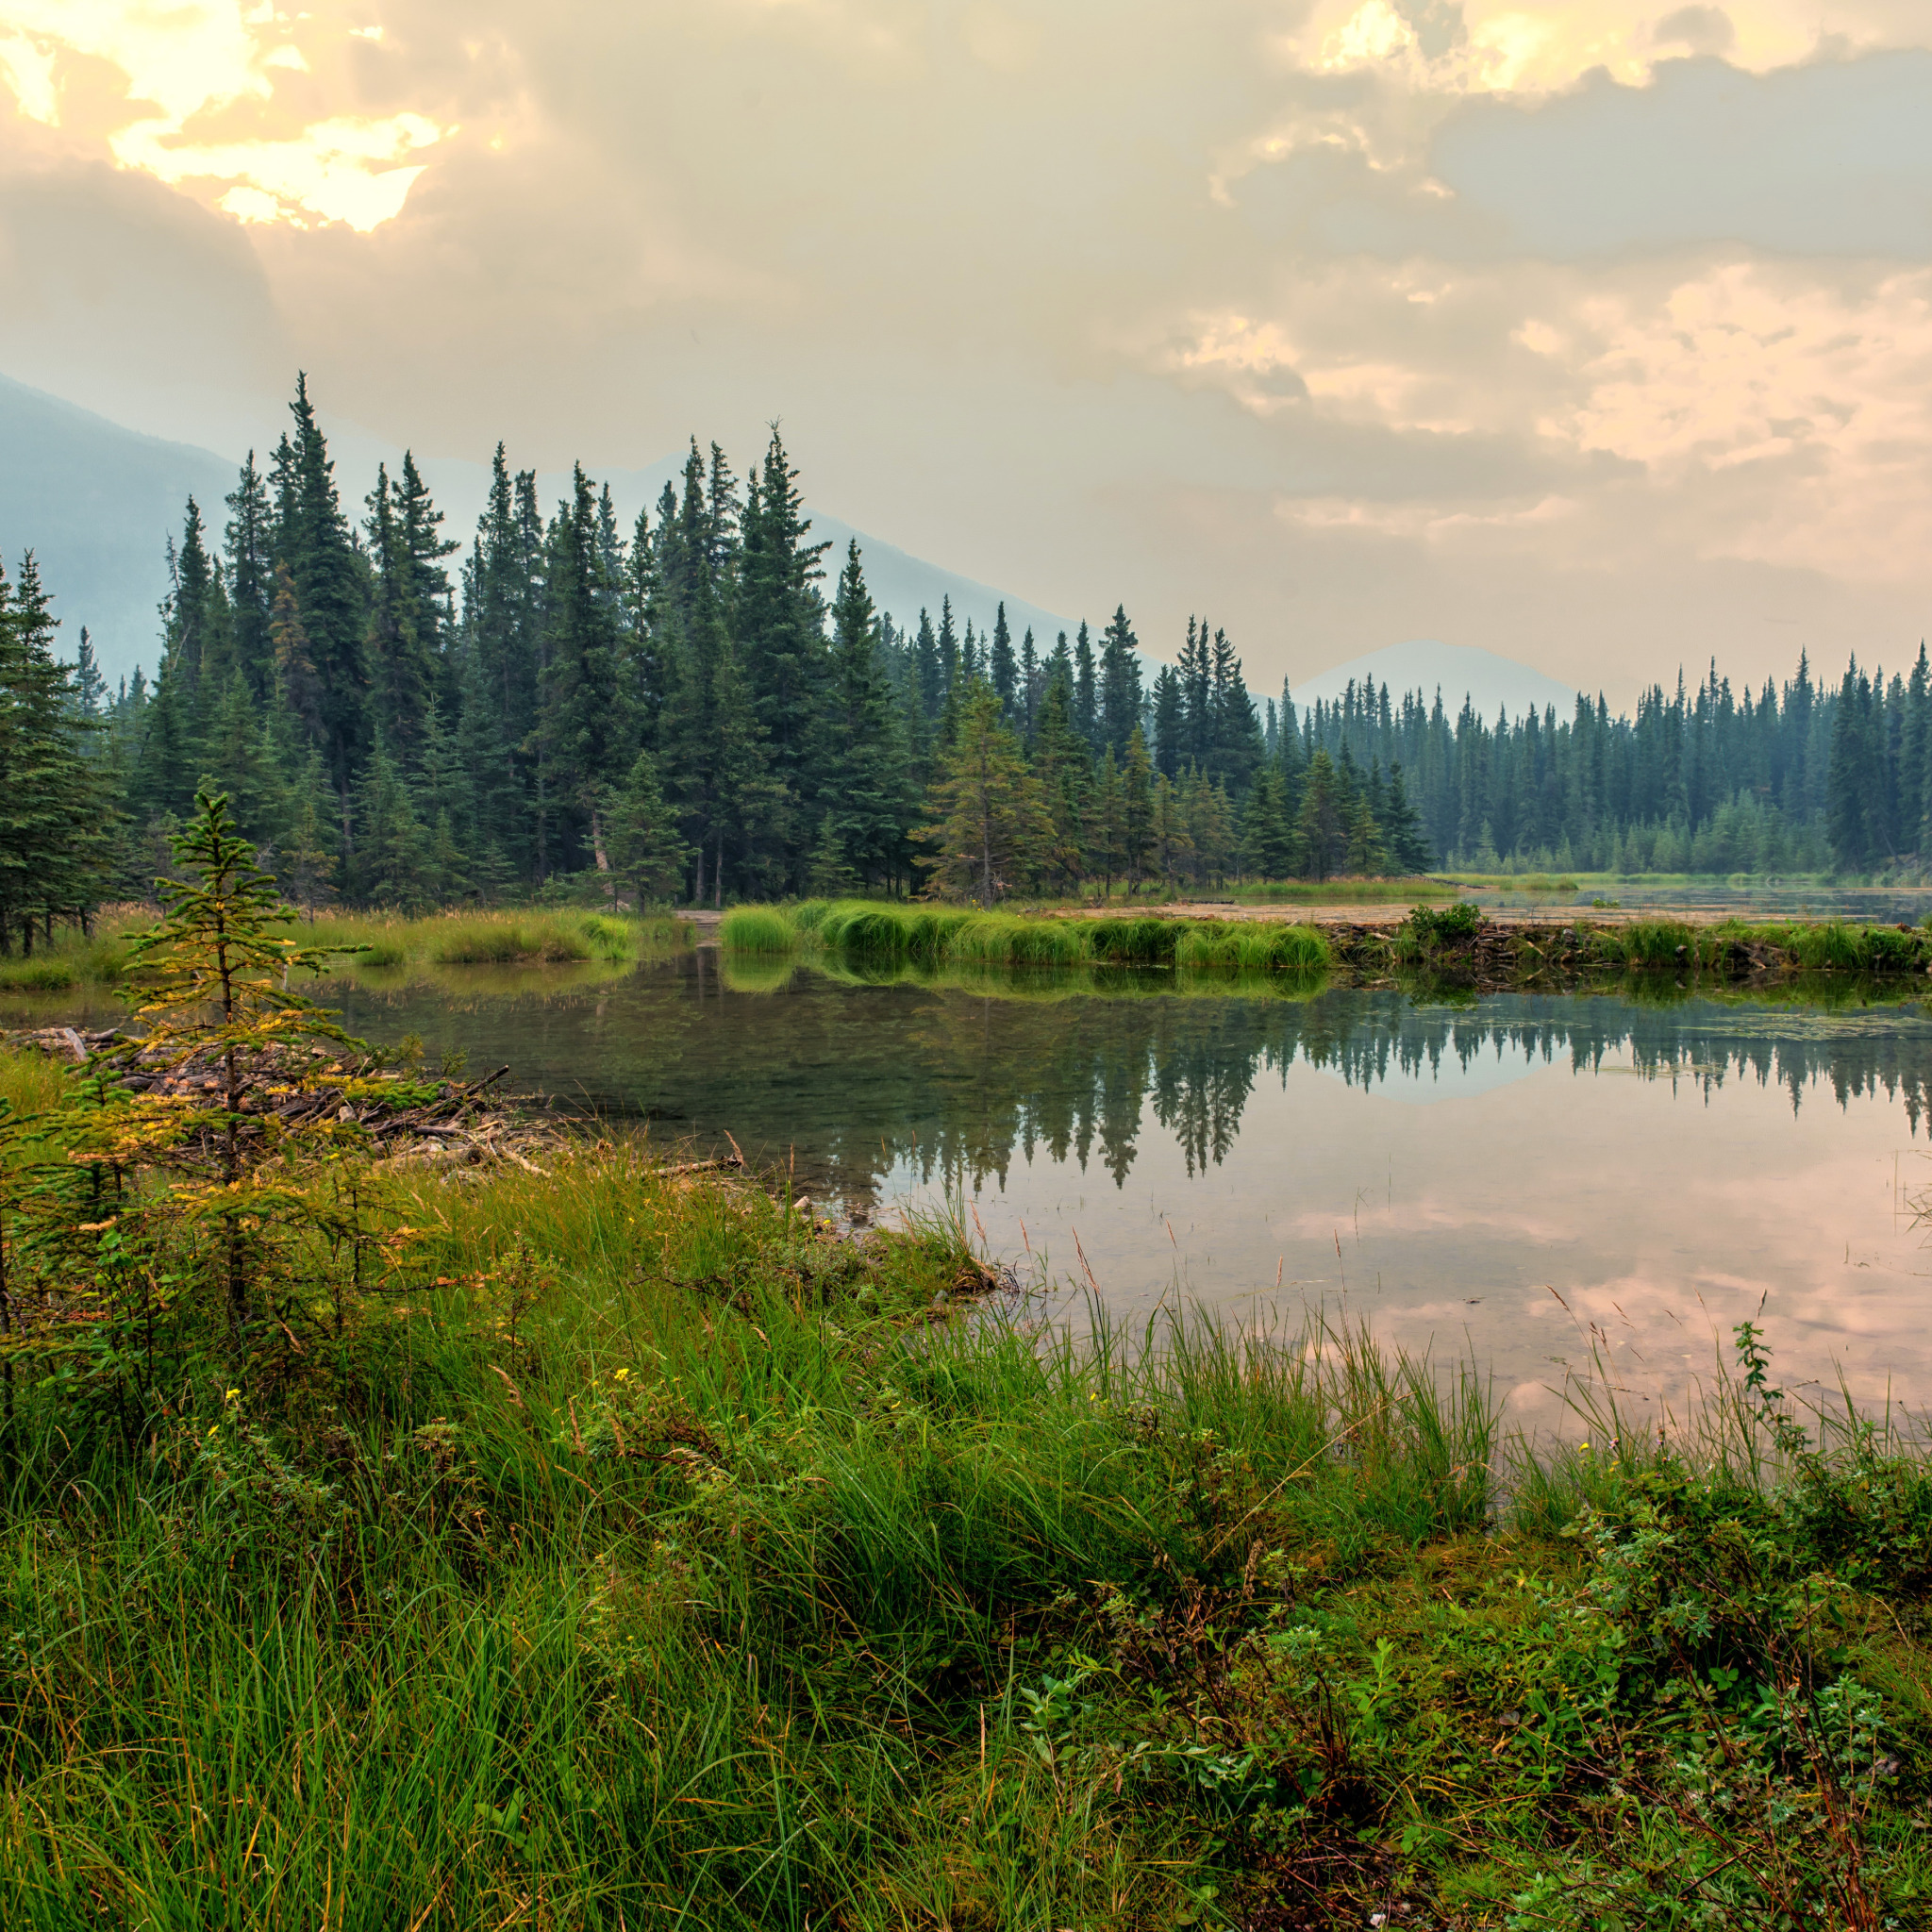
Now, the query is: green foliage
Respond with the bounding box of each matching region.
[422,909,641,966]
[1174,920,1330,970]
[2,1151,1929,1925]
[719,906,800,954]
[1402,901,1484,949]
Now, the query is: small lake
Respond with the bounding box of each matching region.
[290,951,1932,1437]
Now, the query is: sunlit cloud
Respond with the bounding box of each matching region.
[1283,0,1932,96]
[0,1,447,230]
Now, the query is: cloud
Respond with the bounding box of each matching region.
[3,0,1932,705]
[1432,52,1932,258]
[0,1,453,229]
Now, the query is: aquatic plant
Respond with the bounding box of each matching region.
[1616,916,1699,966]
[1173,920,1331,970]
[425,910,641,965]
[718,905,801,954]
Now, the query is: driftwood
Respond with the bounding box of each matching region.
[648,1155,745,1177]
[0,1031,566,1176]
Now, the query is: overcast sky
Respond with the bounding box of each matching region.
[2,1,1930,702]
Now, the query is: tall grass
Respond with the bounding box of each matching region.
[2,1133,1930,1923]
[1174,921,1330,970]
[291,907,685,974]
[0,910,142,994]
[720,905,803,954]
[722,901,1334,976]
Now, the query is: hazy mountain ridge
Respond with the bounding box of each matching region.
[0,374,1075,681]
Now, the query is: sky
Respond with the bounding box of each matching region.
[1,3,1930,704]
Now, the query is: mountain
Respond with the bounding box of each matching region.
[0,374,236,676]
[1294,641,1581,723]
[0,374,1073,681]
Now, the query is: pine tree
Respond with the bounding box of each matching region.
[0,556,111,945]
[363,464,439,757]
[1121,724,1155,892]
[282,375,369,796]
[1238,765,1295,880]
[918,685,1052,908]
[990,603,1018,721]
[807,812,858,896]
[1151,772,1192,889]
[540,465,630,879]
[608,750,690,907]
[1297,750,1346,880]
[1098,605,1143,758]
[108,791,365,1345]
[1379,761,1434,874]
[280,749,340,918]
[735,426,830,870]
[1074,622,1099,752]
[819,541,909,891]
[1086,748,1124,898]
[225,452,276,700]
[352,739,433,909]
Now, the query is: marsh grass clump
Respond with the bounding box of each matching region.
[718,905,802,954]
[724,902,1337,982]
[1174,920,1330,971]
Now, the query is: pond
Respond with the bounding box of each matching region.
[285,950,1932,1437]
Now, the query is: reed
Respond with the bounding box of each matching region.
[718,905,803,953]
[1173,919,1330,970]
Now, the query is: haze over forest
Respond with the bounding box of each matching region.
[4,2,1932,710]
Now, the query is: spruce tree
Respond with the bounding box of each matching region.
[990,603,1018,721]
[224,452,276,699]
[0,557,110,945]
[820,541,909,891]
[1297,750,1346,880]
[918,685,1052,908]
[282,375,370,795]
[540,466,630,878]
[608,750,690,907]
[1122,724,1155,892]
[1098,606,1143,758]
[1074,622,1099,751]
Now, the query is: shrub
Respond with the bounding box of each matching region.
[1403,902,1483,947]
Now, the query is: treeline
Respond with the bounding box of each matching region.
[2,375,1926,926]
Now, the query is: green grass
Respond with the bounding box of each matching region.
[1227,878,1458,904]
[1174,920,1332,970]
[724,902,1336,978]
[0,906,691,986]
[720,905,804,954]
[1,1124,1929,1925]
[0,911,142,994]
[291,907,689,974]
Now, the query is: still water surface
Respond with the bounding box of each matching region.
[316,952,1932,1431]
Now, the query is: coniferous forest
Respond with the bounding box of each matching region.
[2,375,1927,929]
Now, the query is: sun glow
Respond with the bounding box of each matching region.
[0,1,447,230]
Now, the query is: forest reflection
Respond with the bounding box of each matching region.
[858,972,1932,1201]
[333,953,1932,1205]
